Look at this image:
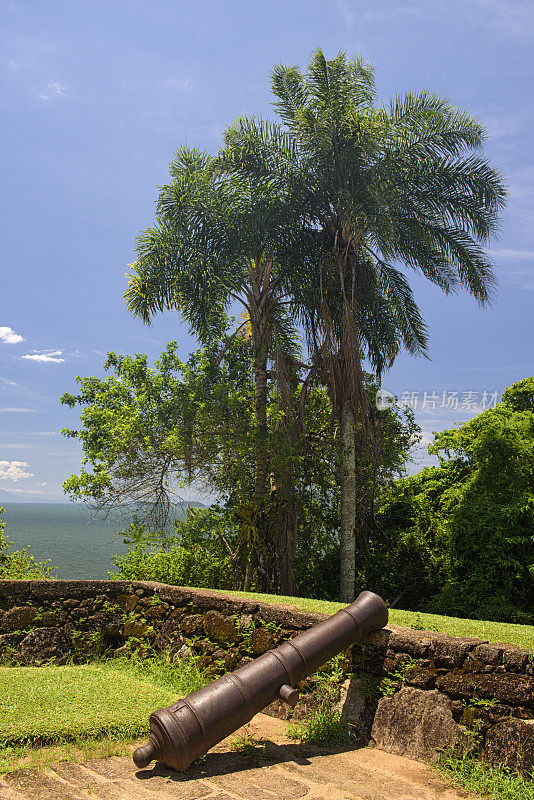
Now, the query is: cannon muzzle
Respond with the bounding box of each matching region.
[133,590,387,771]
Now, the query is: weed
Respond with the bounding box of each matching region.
[438,750,534,800]
[409,613,438,631]
[469,697,498,711]
[357,672,382,703]
[229,727,265,759]
[379,656,417,697]
[287,653,351,745]
[286,706,350,745]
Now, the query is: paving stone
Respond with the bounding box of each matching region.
[2,769,87,799]
[213,767,309,799]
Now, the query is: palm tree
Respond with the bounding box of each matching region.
[257,49,505,601]
[124,145,310,590]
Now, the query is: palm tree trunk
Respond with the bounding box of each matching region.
[251,351,269,589]
[339,398,356,602]
[253,355,269,508]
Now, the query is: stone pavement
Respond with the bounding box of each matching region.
[0,714,477,800]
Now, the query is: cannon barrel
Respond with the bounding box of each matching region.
[133,590,388,771]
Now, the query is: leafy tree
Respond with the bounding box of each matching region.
[62,339,418,596]
[377,378,534,621]
[61,339,254,532]
[0,507,53,579]
[227,49,506,600]
[123,147,312,586]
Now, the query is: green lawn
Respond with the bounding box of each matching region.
[0,665,177,748]
[210,589,534,651]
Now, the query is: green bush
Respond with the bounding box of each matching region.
[0,507,53,579]
[111,507,235,589]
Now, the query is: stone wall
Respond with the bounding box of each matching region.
[1,580,533,775]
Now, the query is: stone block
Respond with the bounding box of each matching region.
[17,627,70,665]
[430,634,483,667]
[30,580,130,601]
[405,664,437,689]
[1,605,37,632]
[484,718,534,777]
[436,671,534,706]
[251,627,276,655]
[371,687,471,763]
[123,620,150,638]
[203,610,239,644]
[0,580,30,597]
[117,593,139,611]
[473,643,506,666]
[387,627,432,657]
[503,646,530,673]
[180,614,204,635]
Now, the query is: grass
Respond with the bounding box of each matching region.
[0,653,208,773]
[438,751,534,800]
[210,589,534,651]
[286,706,350,746]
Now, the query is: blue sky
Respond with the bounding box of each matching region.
[0,0,533,501]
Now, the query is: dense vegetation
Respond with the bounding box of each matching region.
[61,49,516,615]
[119,49,505,601]
[374,378,534,623]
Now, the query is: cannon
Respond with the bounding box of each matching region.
[133,590,388,772]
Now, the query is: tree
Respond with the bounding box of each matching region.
[123,146,312,587]
[61,339,419,596]
[61,340,254,531]
[376,378,534,622]
[228,49,505,600]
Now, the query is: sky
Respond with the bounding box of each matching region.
[0,0,533,501]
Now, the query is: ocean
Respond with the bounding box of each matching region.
[1,502,141,579]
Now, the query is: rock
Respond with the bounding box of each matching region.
[436,671,534,706]
[17,627,70,665]
[371,687,471,763]
[180,614,204,635]
[173,644,192,663]
[405,664,437,689]
[503,646,529,673]
[113,645,130,658]
[37,611,62,627]
[123,620,150,638]
[251,627,276,655]
[117,593,139,611]
[203,610,239,644]
[152,617,183,654]
[430,635,482,667]
[102,623,122,640]
[473,643,505,666]
[144,604,166,620]
[484,718,534,777]
[387,629,432,658]
[337,677,374,740]
[239,614,254,629]
[1,606,37,632]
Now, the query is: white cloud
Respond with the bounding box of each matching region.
[22,349,65,364]
[490,248,534,259]
[167,77,192,92]
[0,377,26,390]
[0,460,34,481]
[35,481,47,487]
[39,80,66,101]
[0,407,37,414]
[0,326,24,344]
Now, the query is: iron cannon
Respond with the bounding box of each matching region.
[133,590,388,771]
